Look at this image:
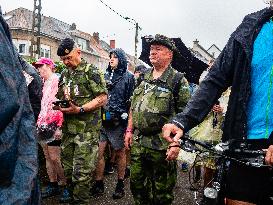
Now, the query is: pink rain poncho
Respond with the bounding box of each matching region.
[37,73,63,142]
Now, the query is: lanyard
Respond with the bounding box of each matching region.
[264,64,273,139]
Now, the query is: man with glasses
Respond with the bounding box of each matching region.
[55,38,107,204]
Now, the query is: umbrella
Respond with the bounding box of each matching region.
[139,36,208,84]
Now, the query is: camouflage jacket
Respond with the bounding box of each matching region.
[57,59,107,134]
[131,66,190,150]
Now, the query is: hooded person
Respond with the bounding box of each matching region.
[91,48,135,199]
[104,48,135,115]
[0,13,39,205]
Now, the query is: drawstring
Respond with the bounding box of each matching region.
[109,70,114,81]
[264,64,273,139]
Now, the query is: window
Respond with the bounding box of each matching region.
[40,48,44,57]
[12,39,30,55]
[45,49,50,58]
[40,44,51,58]
[77,37,88,51]
[19,44,26,54]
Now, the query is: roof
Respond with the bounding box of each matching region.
[5,7,71,40]
[194,42,214,59]
[4,7,110,59]
[69,29,109,58]
[207,44,221,52]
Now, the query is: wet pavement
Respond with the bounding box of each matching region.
[42,162,199,205]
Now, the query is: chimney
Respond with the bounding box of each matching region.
[93,32,100,44]
[193,39,199,45]
[70,23,77,30]
[110,40,115,49]
[192,39,199,50]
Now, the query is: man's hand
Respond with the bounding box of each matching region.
[212,104,223,113]
[166,142,180,161]
[59,101,80,114]
[124,132,133,150]
[162,123,184,143]
[265,145,273,166]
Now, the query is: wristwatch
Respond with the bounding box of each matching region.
[79,107,85,114]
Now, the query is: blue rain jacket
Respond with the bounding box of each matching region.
[0,14,38,205]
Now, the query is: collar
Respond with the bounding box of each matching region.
[74,58,88,71]
[146,65,173,83]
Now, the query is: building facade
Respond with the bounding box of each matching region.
[190,39,221,63]
[4,7,112,70]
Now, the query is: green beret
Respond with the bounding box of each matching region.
[57,38,75,56]
[149,34,177,52]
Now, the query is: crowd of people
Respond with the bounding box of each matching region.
[2,3,273,205]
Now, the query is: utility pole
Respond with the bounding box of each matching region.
[125,17,141,66]
[134,22,139,66]
[30,0,42,58]
[97,1,142,66]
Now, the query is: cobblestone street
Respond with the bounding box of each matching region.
[42,162,198,205]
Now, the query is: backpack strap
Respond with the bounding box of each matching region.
[171,72,184,114]
[143,71,184,114]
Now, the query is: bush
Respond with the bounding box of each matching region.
[54,61,66,74]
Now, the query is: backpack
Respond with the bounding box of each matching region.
[143,71,184,114]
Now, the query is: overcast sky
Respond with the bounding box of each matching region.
[0,0,268,56]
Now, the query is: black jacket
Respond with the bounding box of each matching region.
[172,8,273,142]
[105,48,135,116]
[18,55,42,121]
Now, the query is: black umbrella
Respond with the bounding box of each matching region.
[139,36,208,84]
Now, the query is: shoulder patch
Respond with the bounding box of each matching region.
[87,65,103,84]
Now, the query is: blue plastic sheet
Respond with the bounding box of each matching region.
[0,15,39,204]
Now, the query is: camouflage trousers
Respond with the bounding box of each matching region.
[130,142,177,205]
[61,131,99,205]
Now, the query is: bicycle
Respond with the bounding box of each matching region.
[179,137,273,205]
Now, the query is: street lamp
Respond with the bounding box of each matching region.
[124,17,141,66]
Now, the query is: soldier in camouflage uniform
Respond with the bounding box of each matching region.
[55,38,107,204]
[124,34,190,205]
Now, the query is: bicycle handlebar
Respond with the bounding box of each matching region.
[178,137,271,168]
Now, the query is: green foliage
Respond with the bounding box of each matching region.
[26,57,37,65]
[23,56,66,74]
[54,61,66,74]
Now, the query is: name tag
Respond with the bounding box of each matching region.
[157,87,170,93]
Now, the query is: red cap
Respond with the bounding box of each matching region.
[32,57,55,69]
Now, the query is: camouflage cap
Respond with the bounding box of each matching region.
[57,38,75,56]
[149,34,177,52]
